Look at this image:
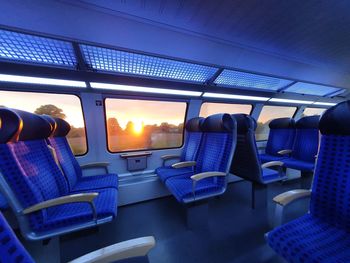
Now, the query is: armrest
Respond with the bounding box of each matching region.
[80,162,110,173]
[273,189,311,206]
[68,236,156,263]
[277,149,292,155]
[172,161,196,169]
[272,189,311,227]
[191,172,226,182]
[22,193,99,220]
[261,161,284,169]
[161,154,181,160]
[161,154,181,166]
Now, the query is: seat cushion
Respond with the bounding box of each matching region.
[283,157,315,171]
[71,173,119,192]
[165,175,224,203]
[41,188,118,232]
[261,168,285,183]
[268,214,350,263]
[260,154,286,163]
[155,166,193,182]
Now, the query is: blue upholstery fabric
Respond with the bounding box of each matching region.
[282,157,315,171]
[165,114,236,203]
[156,117,203,182]
[261,168,280,183]
[230,114,286,185]
[47,137,118,191]
[0,141,117,232]
[0,193,8,209]
[155,166,193,183]
[0,108,117,235]
[268,102,350,262]
[260,118,295,163]
[268,214,350,263]
[283,116,319,171]
[165,175,224,202]
[0,212,34,263]
[259,154,285,163]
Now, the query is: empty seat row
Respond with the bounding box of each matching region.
[156,114,237,203]
[267,101,350,262]
[0,108,118,240]
[260,115,320,172]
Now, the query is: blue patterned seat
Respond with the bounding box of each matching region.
[230,114,287,185]
[165,114,237,203]
[41,116,118,192]
[156,117,204,182]
[282,116,320,172]
[260,118,295,163]
[0,108,117,240]
[267,101,350,262]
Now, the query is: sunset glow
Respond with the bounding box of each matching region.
[133,120,144,134]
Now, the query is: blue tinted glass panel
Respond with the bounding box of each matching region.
[0,30,77,67]
[284,82,344,96]
[80,44,218,83]
[214,69,293,91]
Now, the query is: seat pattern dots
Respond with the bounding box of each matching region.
[0,212,34,263]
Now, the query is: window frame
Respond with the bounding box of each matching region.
[255,105,298,142]
[103,96,189,154]
[0,88,89,156]
[199,101,253,117]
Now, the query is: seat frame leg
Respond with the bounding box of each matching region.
[251,182,267,209]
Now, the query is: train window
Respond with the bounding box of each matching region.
[105,98,187,152]
[302,107,326,117]
[0,90,87,155]
[199,102,252,117]
[256,105,297,141]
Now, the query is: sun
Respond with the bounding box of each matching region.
[133,120,144,134]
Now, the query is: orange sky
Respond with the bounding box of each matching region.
[0,90,85,127]
[105,98,187,129]
[200,102,252,117]
[258,105,297,123]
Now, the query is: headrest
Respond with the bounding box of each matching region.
[201,113,235,133]
[269,117,295,129]
[319,101,350,135]
[296,115,320,129]
[231,114,255,134]
[51,117,71,137]
[185,117,204,132]
[0,108,21,143]
[0,108,52,142]
[40,115,57,136]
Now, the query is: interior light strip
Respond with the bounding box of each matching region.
[0,74,87,87]
[90,82,202,96]
[269,98,314,104]
[313,102,337,106]
[203,92,270,101]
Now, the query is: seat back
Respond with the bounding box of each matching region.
[230,114,264,184]
[0,108,69,232]
[180,117,204,162]
[195,114,237,187]
[41,116,82,190]
[265,117,295,156]
[0,211,34,263]
[310,101,350,231]
[291,115,320,162]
